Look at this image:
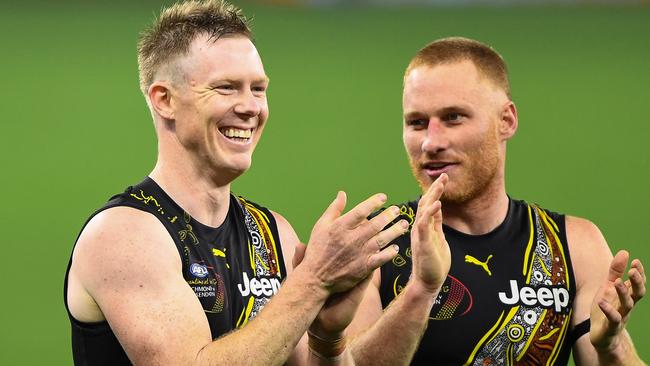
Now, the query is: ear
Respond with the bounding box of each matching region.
[147,82,175,120]
[499,101,518,141]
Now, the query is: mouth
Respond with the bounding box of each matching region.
[421,161,457,177]
[218,127,254,144]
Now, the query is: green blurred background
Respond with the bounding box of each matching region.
[0,1,648,364]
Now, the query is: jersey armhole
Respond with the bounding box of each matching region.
[63,201,187,324]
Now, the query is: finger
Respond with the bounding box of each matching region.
[607,250,629,283]
[631,259,646,283]
[316,191,347,225]
[366,219,409,252]
[338,193,388,228]
[433,201,443,234]
[614,278,634,317]
[367,244,400,270]
[414,200,442,235]
[419,174,448,210]
[629,267,646,303]
[364,205,401,236]
[598,299,623,331]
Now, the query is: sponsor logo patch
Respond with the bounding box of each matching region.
[237,272,281,298]
[498,280,570,313]
[190,263,209,278]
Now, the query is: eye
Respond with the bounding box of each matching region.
[406,118,427,129]
[213,84,235,93]
[252,85,267,95]
[442,112,465,123]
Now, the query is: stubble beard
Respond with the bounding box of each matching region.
[409,127,501,207]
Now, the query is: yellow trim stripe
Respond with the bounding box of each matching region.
[393,275,402,298]
[506,342,514,366]
[246,203,282,276]
[523,205,535,276]
[464,311,505,366]
[539,327,560,342]
[236,306,246,328]
[245,201,270,223]
[236,297,256,328]
[548,309,572,365]
[256,253,270,270]
[540,209,560,233]
[539,209,570,287]
[247,238,256,276]
[538,256,552,276]
[526,253,536,283]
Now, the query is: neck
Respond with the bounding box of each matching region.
[441,172,509,236]
[151,143,233,229]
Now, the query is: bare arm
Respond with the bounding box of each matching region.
[68,192,403,365]
[345,175,450,366]
[69,207,328,365]
[567,216,646,366]
[281,215,407,366]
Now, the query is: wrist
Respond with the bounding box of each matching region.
[405,276,442,303]
[308,328,347,362]
[288,264,330,302]
[593,332,641,366]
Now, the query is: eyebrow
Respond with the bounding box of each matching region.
[403,105,471,119]
[210,77,270,84]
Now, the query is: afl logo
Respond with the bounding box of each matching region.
[190,263,209,278]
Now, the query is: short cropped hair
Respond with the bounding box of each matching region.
[137,0,252,95]
[405,37,511,98]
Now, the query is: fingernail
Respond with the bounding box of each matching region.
[400,220,409,229]
[378,193,387,202]
[391,206,400,215]
[392,244,399,252]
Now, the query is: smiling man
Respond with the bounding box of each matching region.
[344,37,646,365]
[62,1,409,365]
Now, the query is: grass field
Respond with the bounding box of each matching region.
[0,1,648,364]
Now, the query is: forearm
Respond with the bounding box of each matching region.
[593,331,645,366]
[349,280,437,366]
[196,267,328,366]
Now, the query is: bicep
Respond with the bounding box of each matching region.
[74,208,212,365]
[567,216,613,323]
[566,216,613,363]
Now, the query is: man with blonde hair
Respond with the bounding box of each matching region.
[344,37,646,365]
[63,1,450,365]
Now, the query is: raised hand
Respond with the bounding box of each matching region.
[590,250,646,351]
[410,174,451,293]
[300,191,407,294]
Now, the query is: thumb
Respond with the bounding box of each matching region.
[607,250,629,282]
[292,243,307,269]
[317,191,347,225]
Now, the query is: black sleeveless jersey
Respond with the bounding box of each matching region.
[64,177,286,365]
[379,198,581,366]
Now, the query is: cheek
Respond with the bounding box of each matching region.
[403,132,421,158]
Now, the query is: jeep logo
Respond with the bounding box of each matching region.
[498,280,569,313]
[237,272,281,298]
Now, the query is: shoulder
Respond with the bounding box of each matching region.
[72,206,181,290]
[565,216,612,262]
[565,215,613,293]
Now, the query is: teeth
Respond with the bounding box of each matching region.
[222,128,252,139]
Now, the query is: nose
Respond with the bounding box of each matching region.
[233,89,262,119]
[421,119,449,154]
